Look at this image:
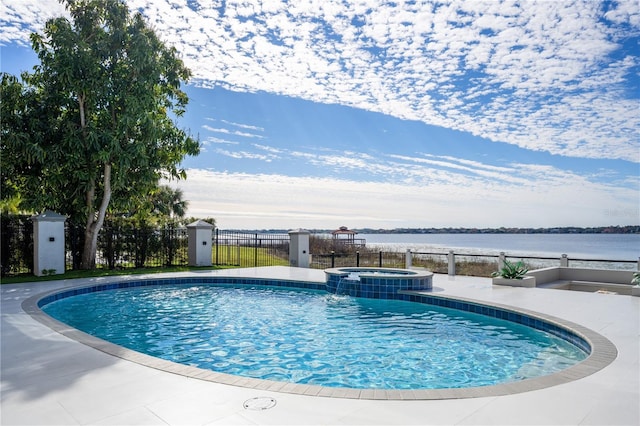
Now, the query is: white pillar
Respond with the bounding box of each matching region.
[498,252,506,270]
[560,254,569,267]
[447,250,456,276]
[32,210,66,276]
[405,249,412,269]
[288,229,310,268]
[187,220,213,266]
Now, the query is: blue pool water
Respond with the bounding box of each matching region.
[43,284,588,390]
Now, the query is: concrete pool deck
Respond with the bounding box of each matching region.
[1,266,638,425]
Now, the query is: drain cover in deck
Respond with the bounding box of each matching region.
[243,397,277,410]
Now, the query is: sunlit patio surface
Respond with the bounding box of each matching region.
[2,266,638,425]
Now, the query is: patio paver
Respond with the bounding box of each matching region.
[2,266,638,425]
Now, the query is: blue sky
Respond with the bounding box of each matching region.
[2,0,639,229]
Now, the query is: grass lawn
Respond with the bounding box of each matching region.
[2,246,290,285]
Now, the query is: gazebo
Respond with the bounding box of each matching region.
[331,226,364,247]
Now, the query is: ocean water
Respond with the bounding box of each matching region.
[358,233,639,262]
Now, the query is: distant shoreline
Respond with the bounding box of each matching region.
[229,226,640,234]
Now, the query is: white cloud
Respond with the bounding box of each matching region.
[604,0,640,27]
[0,0,68,45]
[253,144,283,154]
[214,148,278,161]
[201,124,265,139]
[3,0,638,163]
[202,136,239,145]
[220,119,264,132]
[166,164,639,229]
[203,143,637,203]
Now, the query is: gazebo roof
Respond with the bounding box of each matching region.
[331,226,357,235]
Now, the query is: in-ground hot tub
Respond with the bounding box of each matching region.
[325,267,432,298]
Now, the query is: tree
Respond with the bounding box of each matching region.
[149,185,188,220]
[1,0,199,268]
[127,183,189,224]
[0,73,53,214]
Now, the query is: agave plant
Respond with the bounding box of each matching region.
[492,259,529,280]
[632,272,640,286]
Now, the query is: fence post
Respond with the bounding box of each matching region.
[186,220,213,266]
[331,251,335,268]
[561,254,569,267]
[32,210,66,276]
[405,249,412,269]
[379,251,383,267]
[254,233,258,267]
[214,228,219,265]
[356,251,360,267]
[288,229,310,268]
[448,250,455,276]
[498,252,506,270]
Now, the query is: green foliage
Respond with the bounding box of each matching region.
[632,272,640,286]
[0,214,34,276]
[492,259,529,279]
[128,184,189,224]
[0,73,51,210]
[1,0,199,268]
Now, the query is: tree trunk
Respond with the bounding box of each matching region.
[81,222,98,269]
[80,163,112,269]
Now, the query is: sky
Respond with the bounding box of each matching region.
[1,0,639,230]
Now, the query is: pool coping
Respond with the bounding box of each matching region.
[21,276,618,401]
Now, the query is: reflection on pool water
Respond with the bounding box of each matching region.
[43,283,588,390]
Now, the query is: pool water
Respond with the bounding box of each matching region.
[43,284,588,390]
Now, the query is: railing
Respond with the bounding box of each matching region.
[64,222,190,270]
[310,249,639,276]
[96,224,189,269]
[0,219,291,277]
[332,238,367,247]
[498,252,639,272]
[213,230,289,268]
[1,215,33,276]
[2,215,637,277]
[311,250,406,269]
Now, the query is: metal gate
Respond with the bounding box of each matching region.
[213,230,290,267]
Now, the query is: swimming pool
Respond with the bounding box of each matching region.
[30,272,615,400]
[42,283,588,390]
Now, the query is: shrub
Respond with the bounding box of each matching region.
[492,260,528,279]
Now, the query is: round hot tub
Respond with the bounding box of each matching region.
[325,267,432,298]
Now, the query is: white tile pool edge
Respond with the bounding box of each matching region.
[21,274,618,401]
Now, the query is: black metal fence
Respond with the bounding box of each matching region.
[2,215,637,278]
[1,215,33,276]
[213,230,290,267]
[310,250,406,269]
[0,216,291,277]
[92,222,189,269]
[310,249,639,275]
